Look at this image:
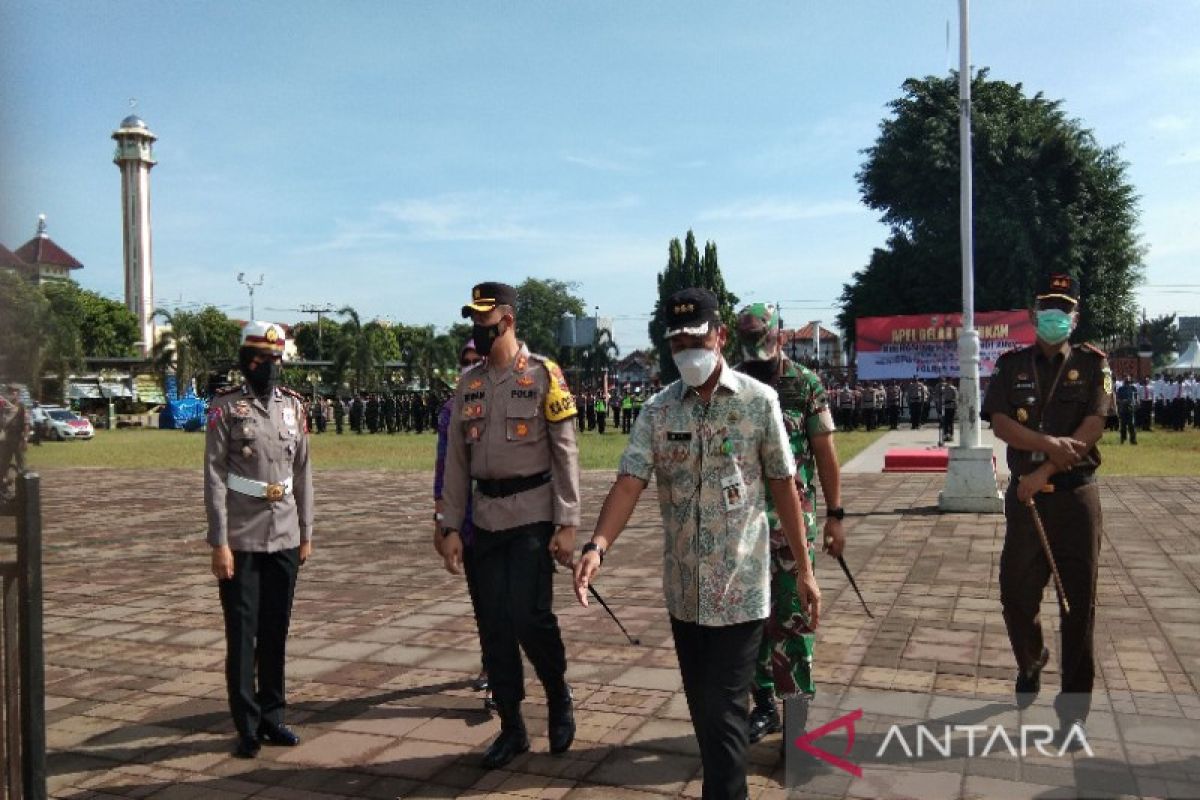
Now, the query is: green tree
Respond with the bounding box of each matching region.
[648,230,739,382]
[1139,314,1185,365]
[511,278,586,360]
[77,288,139,357]
[40,281,86,393]
[838,69,1143,347]
[292,316,345,363]
[334,308,400,392]
[153,306,240,395]
[0,271,49,390]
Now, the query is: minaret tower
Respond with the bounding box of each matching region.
[112,110,157,357]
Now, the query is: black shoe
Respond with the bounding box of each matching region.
[257,722,301,746]
[1015,648,1050,709]
[472,673,490,692]
[483,700,530,769]
[748,688,781,744]
[483,691,497,712]
[547,684,576,755]
[233,734,261,759]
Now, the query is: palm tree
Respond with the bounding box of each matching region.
[336,306,395,392]
[152,308,198,395]
[590,326,620,386]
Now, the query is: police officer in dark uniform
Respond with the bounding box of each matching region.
[982,273,1113,743]
[441,282,581,769]
[205,321,313,758]
[1116,376,1138,445]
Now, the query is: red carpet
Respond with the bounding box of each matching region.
[883,447,950,472]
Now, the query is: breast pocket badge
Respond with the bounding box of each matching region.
[721,473,746,512]
[283,408,297,427]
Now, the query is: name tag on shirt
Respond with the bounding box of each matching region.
[283,408,296,427]
[721,473,746,511]
[667,431,692,441]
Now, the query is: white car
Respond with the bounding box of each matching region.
[45,409,94,441]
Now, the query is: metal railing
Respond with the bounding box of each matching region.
[0,472,45,800]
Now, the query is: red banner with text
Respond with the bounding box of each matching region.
[855,311,1035,380]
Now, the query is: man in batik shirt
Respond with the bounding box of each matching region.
[574,288,821,800]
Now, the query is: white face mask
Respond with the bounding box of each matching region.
[673,347,720,387]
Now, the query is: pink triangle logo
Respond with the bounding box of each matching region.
[792,708,863,777]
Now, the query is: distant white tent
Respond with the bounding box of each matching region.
[1163,337,1200,373]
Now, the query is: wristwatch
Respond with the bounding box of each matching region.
[581,541,605,563]
[826,506,846,520]
[440,526,457,538]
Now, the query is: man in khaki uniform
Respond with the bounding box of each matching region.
[983,273,1113,743]
[205,321,313,758]
[441,281,581,769]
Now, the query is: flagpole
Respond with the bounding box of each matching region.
[958,0,979,451]
[940,0,1004,513]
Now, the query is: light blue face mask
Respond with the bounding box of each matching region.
[1036,309,1074,344]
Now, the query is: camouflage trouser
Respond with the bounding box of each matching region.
[753,513,818,698]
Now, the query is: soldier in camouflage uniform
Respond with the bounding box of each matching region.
[734,303,845,744]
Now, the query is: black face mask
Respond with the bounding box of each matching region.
[741,357,779,385]
[472,321,505,357]
[243,359,281,395]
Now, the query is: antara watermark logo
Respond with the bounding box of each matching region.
[793,709,1093,778]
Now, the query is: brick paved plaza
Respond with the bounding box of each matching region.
[28,470,1200,798]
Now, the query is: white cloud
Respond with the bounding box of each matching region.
[562,153,634,173]
[1149,114,1191,133]
[699,198,866,224]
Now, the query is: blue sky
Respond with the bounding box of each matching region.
[2,1,1198,350]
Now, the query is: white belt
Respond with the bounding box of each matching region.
[227,473,293,501]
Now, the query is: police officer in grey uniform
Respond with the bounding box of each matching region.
[205,321,313,758]
[441,282,581,769]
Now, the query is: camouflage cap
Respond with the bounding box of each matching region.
[735,302,781,362]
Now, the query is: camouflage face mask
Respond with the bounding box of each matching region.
[736,302,780,362]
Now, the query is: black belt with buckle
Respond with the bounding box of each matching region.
[1047,471,1096,490]
[476,472,552,498]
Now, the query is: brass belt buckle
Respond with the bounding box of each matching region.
[265,483,285,502]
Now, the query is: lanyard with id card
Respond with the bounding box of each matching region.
[1029,350,1071,463]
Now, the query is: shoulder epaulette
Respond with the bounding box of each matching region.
[279,386,307,402]
[998,345,1029,360]
[214,384,241,397]
[1076,342,1107,357]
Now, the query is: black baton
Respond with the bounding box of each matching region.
[838,556,874,618]
[588,584,641,646]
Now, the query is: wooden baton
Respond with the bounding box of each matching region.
[1025,498,1070,616]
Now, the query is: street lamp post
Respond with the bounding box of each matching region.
[237,272,264,319]
[939,0,1004,513]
